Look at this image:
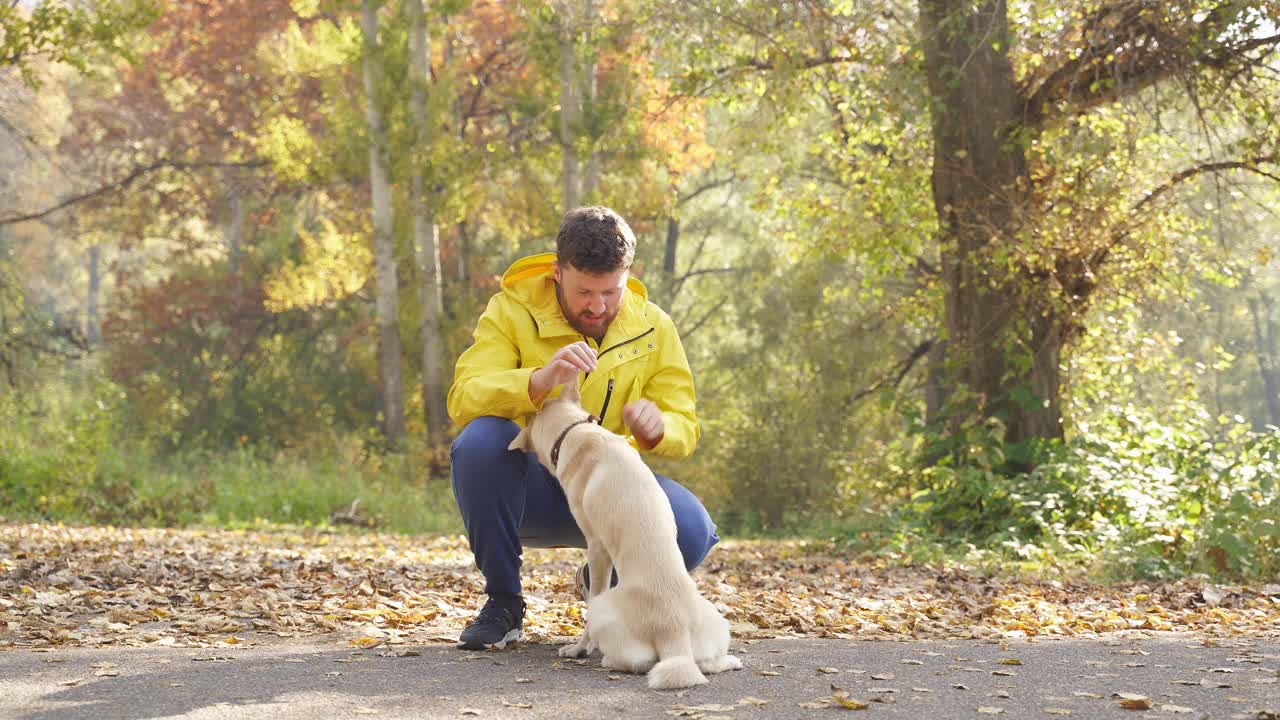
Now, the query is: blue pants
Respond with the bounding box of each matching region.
[450,416,720,596]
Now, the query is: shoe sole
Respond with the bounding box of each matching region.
[456,628,523,651]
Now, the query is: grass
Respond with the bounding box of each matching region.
[0,435,463,535]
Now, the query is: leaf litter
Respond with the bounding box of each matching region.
[1,525,1278,652]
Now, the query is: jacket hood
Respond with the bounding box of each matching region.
[500,252,648,300]
[499,252,652,341]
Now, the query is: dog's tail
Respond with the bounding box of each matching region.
[647,629,707,690]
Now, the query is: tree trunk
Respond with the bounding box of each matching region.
[86,243,101,345]
[662,216,679,307]
[361,0,407,450]
[558,0,582,212]
[557,0,600,213]
[919,0,1063,455]
[407,0,450,443]
[1249,295,1280,426]
[580,0,600,200]
[223,181,246,277]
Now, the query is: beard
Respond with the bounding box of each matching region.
[557,285,618,338]
[566,306,618,338]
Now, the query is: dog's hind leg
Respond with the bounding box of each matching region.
[646,628,707,689]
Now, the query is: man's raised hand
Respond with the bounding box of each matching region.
[622,399,664,450]
[529,341,597,405]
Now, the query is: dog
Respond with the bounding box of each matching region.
[508,378,741,689]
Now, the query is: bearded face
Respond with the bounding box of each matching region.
[554,261,627,339]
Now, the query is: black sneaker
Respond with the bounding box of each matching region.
[457,593,524,650]
[574,563,617,600]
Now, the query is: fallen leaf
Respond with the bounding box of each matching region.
[871,672,895,681]
[459,711,483,717]
[501,701,533,709]
[818,667,840,674]
[977,707,1005,714]
[1160,705,1195,714]
[738,697,770,706]
[998,659,1023,666]
[1043,709,1072,715]
[1112,692,1153,710]
[901,659,924,665]
[757,670,779,677]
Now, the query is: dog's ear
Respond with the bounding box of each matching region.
[561,374,581,404]
[508,425,532,452]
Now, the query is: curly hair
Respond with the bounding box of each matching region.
[555,206,636,274]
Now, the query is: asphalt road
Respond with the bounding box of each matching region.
[1,635,1276,719]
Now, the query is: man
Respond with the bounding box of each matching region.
[447,206,719,651]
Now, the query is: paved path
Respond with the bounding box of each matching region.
[1,635,1276,719]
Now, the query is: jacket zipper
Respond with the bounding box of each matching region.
[587,327,654,423]
[597,379,614,424]
[600,327,654,356]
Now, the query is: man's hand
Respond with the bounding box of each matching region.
[529,341,597,406]
[622,399,664,450]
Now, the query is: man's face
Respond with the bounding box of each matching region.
[554,261,627,338]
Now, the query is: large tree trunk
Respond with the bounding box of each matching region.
[557,0,600,213]
[1249,295,1280,426]
[361,0,407,450]
[920,0,1063,454]
[406,0,450,444]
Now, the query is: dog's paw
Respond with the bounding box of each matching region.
[558,642,590,658]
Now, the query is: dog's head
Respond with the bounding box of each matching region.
[508,376,591,471]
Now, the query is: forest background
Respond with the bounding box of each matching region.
[2,0,1278,583]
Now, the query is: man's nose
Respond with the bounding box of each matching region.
[588,297,606,314]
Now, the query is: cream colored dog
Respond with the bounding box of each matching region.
[508,379,741,689]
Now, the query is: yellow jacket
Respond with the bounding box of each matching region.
[448,253,700,459]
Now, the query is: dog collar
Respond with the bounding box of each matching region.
[550,415,599,469]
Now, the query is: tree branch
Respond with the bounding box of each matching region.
[843,339,935,410]
[0,158,266,226]
[1022,2,1280,129]
[1134,154,1277,213]
[711,51,855,78]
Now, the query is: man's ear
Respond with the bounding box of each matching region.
[561,374,581,403]
[508,425,531,452]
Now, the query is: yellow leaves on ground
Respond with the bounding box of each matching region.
[0,525,1277,651]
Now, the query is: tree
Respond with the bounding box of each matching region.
[361,0,408,450]
[663,0,1280,465]
[406,0,449,444]
[919,0,1279,456]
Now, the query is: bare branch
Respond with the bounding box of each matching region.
[843,339,936,410]
[711,51,854,78]
[678,293,730,342]
[1134,154,1277,213]
[0,158,266,226]
[677,175,736,205]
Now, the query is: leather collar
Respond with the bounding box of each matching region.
[549,415,600,469]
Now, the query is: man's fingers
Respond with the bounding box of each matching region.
[561,342,597,371]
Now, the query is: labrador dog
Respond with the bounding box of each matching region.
[508,379,741,689]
